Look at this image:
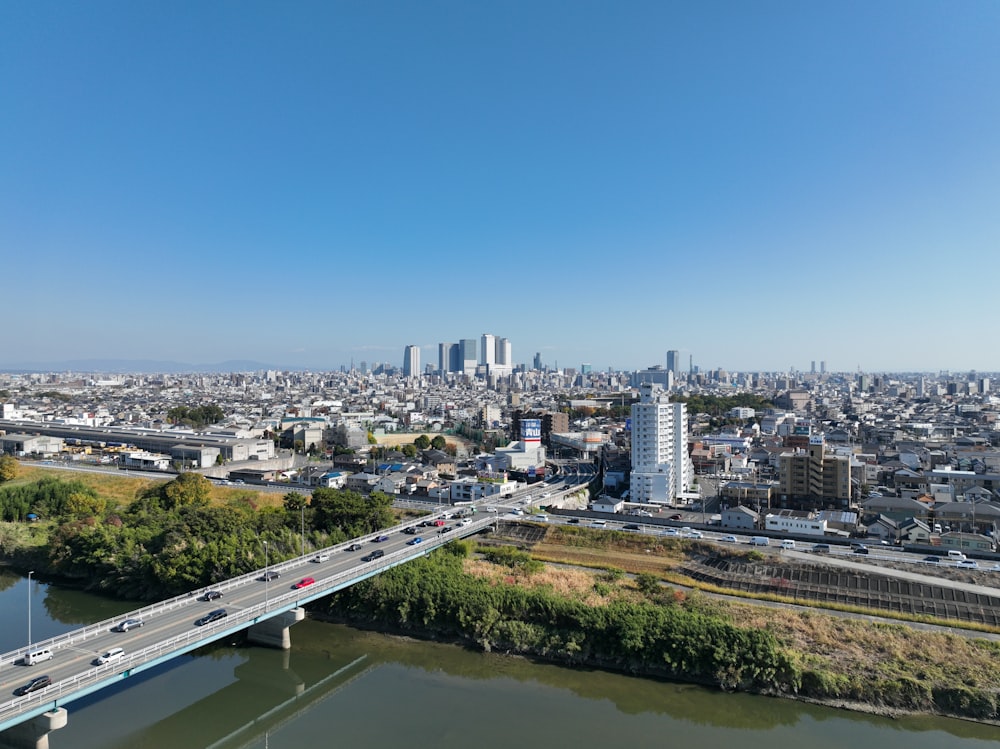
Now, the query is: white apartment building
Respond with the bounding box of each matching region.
[629,383,692,504]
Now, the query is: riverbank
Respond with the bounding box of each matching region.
[315,540,1000,725]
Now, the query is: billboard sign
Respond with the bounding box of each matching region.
[521,419,541,442]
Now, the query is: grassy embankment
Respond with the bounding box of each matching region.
[324,531,1000,722]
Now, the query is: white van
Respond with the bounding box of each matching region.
[749,536,770,547]
[94,647,125,666]
[24,648,53,666]
[780,540,796,550]
[947,550,967,562]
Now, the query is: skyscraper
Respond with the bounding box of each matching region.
[533,352,543,370]
[666,350,680,373]
[460,339,477,375]
[629,383,691,503]
[438,343,458,374]
[403,345,420,378]
[480,333,496,368]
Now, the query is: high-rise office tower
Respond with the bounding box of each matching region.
[533,352,543,370]
[497,337,512,371]
[403,345,420,378]
[666,350,680,373]
[629,383,691,503]
[460,339,477,375]
[480,334,496,367]
[438,343,458,374]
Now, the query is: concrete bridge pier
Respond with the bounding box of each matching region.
[247,607,305,649]
[0,708,68,749]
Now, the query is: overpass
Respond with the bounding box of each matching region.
[0,510,503,749]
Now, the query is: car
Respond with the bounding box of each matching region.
[431,520,446,527]
[923,555,941,563]
[458,519,473,526]
[114,617,143,632]
[346,543,364,551]
[259,570,280,581]
[687,530,704,539]
[852,546,869,555]
[362,549,385,562]
[812,544,831,553]
[195,609,228,626]
[14,675,52,696]
[510,509,524,516]
[312,553,330,563]
[566,517,581,524]
[623,523,642,531]
[721,535,738,543]
[373,535,390,543]
[661,528,680,537]
[957,560,980,569]
[438,525,454,534]
[669,514,682,521]
[407,537,424,546]
[202,590,223,602]
[94,647,125,666]
[293,577,315,589]
[402,526,417,535]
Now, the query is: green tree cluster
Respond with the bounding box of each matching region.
[0,477,102,521]
[166,405,225,428]
[327,550,797,692]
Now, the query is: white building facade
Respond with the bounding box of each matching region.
[629,383,692,504]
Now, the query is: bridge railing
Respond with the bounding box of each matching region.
[0,513,496,724]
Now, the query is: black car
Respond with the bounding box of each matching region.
[362,549,385,562]
[438,526,453,535]
[853,546,869,555]
[566,518,581,524]
[195,608,228,626]
[923,555,941,563]
[402,527,418,535]
[259,571,280,581]
[346,543,364,551]
[14,675,52,696]
[623,523,642,531]
[202,590,223,601]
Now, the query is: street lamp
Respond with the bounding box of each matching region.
[263,541,269,611]
[27,570,34,653]
[300,503,305,557]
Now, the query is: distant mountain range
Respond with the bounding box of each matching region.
[0,359,305,374]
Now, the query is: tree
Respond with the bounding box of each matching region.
[161,473,212,511]
[400,444,417,459]
[414,435,431,450]
[283,492,307,513]
[0,455,18,482]
[431,435,447,450]
[311,488,394,538]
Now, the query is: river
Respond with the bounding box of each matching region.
[2,569,1000,748]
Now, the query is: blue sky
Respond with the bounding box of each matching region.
[3,1,999,374]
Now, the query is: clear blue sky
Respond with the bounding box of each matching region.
[3,1,999,374]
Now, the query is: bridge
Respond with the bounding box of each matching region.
[0,509,507,749]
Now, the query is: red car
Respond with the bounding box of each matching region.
[293,577,315,589]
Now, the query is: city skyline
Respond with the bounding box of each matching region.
[4,2,1000,373]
